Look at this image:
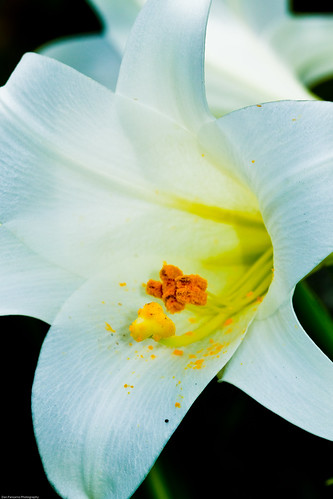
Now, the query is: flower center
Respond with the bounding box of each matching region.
[129,252,273,348]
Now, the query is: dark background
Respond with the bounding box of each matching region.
[1,1,333,498]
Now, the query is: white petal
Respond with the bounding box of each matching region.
[199,100,333,316]
[39,34,121,90]
[221,0,288,34]
[1,53,263,281]
[268,16,333,86]
[221,299,333,440]
[205,1,311,116]
[32,258,254,499]
[87,0,143,53]
[0,226,82,323]
[0,54,125,278]
[116,0,212,131]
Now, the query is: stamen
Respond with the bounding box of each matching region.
[128,251,273,349]
[146,264,208,314]
[129,302,176,342]
[176,275,207,306]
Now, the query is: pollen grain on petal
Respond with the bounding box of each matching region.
[173,349,184,356]
[105,322,116,333]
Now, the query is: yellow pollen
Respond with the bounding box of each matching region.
[105,322,115,332]
[175,402,181,408]
[195,359,204,366]
[173,349,184,356]
[129,302,176,342]
[119,282,127,287]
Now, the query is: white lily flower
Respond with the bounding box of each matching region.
[40,0,333,115]
[1,0,333,498]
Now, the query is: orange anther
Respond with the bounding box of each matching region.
[146,279,163,299]
[160,264,183,281]
[175,274,207,306]
[146,264,207,314]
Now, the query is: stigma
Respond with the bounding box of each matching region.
[129,302,176,342]
[146,263,207,313]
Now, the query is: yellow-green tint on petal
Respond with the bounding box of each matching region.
[161,248,273,348]
[170,195,265,228]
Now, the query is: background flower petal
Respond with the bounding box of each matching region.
[87,0,143,53]
[199,100,333,316]
[116,0,212,131]
[32,258,255,498]
[221,0,287,33]
[221,298,333,440]
[205,0,311,116]
[268,16,333,87]
[39,34,121,90]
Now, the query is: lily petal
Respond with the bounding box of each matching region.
[268,16,333,86]
[116,0,212,130]
[87,0,143,53]
[222,0,287,33]
[1,53,265,281]
[0,226,82,323]
[32,259,255,499]
[39,34,121,90]
[199,100,333,317]
[221,298,333,440]
[205,1,311,116]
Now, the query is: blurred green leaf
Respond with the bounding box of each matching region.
[294,280,333,361]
